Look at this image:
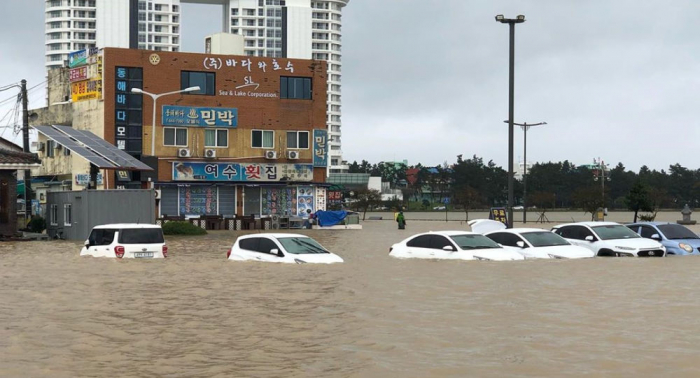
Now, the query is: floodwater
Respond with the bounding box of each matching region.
[2,212,700,377]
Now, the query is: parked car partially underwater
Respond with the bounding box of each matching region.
[626,222,700,256]
[227,234,344,264]
[389,230,524,261]
[80,224,167,259]
[552,222,666,257]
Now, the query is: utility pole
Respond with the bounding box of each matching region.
[21,79,32,223]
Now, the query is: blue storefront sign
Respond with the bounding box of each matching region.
[172,162,313,182]
[162,106,238,127]
[313,129,328,167]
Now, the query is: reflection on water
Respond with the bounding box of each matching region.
[2,216,700,377]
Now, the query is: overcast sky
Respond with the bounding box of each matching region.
[2,1,699,171]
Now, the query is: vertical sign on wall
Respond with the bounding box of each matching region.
[115,67,143,156]
[313,129,328,167]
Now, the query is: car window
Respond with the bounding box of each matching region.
[486,233,507,245]
[521,232,570,247]
[407,235,432,248]
[658,224,699,239]
[591,225,640,240]
[488,233,522,247]
[257,238,279,254]
[118,228,165,244]
[429,235,454,250]
[639,226,657,239]
[555,226,578,239]
[277,237,329,254]
[626,225,640,234]
[577,227,595,240]
[88,229,116,246]
[239,238,260,251]
[450,234,500,249]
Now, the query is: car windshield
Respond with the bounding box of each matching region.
[657,224,699,239]
[118,228,165,244]
[277,237,330,254]
[449,234,501,250]
[521,231,570,247]
[591,225,640,240]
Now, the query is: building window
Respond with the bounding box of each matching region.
[252,130,274,148]
[280,77,312,100]
[45,140,55,157]
[50,205,58,226]
[286,131,309,149]
[63,148,71,156]
[163,127,187,146]
[64,204,72,226]
[205,129,228,147]
[180,71,215,95]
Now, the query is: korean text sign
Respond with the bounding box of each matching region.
[489,207,509,226]
[172,162,313,182]
[162,106,238,127]
[313,129,328,167]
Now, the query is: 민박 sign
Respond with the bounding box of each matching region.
[162,106,238,127]
[172,162,313,182]
[313,129,328,167]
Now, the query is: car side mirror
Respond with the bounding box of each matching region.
[271,248,284,257]
[585,235,594,242]
[442,245,455,252]
[84,240,91,248]
[516,241,526,248]
[650,233,661,240]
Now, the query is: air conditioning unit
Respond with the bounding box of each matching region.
[287,150,300,160]
[154,189,161,200]
[204,149,216,158]
[55,144,62,150]
[37,142,46,151]
[177,148,191,158]
[265,150,277,159]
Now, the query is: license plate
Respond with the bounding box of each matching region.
[134,252,154,258]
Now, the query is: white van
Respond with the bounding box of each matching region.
[80,224,167,259]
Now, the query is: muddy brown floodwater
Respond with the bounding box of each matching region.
[3,213,700,377]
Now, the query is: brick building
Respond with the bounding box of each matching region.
[33,47,330,218]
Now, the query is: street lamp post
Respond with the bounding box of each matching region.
[131,86,200,156]
[593,157,610,217]
[504,120,546,223]
[495,14,526,228]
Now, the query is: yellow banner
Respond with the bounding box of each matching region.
[71,79,102,102]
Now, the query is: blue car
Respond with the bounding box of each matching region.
[626,222,700,255]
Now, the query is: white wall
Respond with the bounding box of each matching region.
[96,0,131,48]
[284,6,312,59]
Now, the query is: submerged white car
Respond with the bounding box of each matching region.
[227,233,344,264]
[80,224,167,259]
[552,222,666,257]
[389,231,524,261]
[468,219,593,259]
[484,228,595,259]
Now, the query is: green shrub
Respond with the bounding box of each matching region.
[162,221,207,236]
[28,216,46,233]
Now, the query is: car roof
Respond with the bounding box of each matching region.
[552,221,620,228]
[237,233,309,239]
[626,222,672,226]
[92,223,161,229]
[488,228,549,234]
[417,230,482,237]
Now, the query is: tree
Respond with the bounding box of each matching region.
[453,185,482,221]
[572,186,602,220]
[528,191,555,223]
[354,189,382,221]
[625,180,653,223]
